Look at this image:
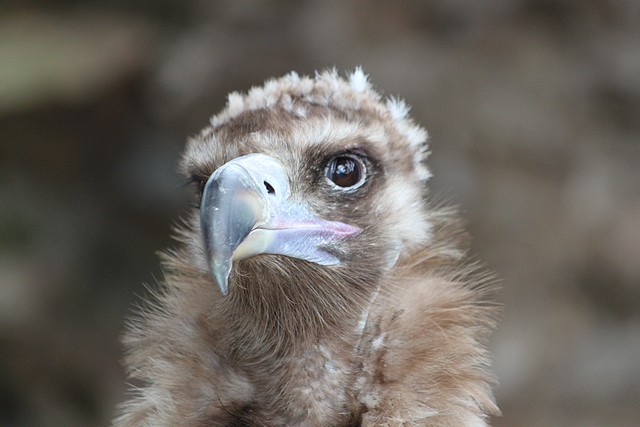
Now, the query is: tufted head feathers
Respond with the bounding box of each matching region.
[205,67,430,182]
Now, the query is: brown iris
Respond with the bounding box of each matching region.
[325,154,366,189]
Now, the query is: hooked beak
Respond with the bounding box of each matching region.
[200,153,360,295]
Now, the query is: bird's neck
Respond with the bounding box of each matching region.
[222,292,363,365]
[218,270,371,423]
[220,257,377,364]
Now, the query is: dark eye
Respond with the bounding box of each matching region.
[325,154,366,190]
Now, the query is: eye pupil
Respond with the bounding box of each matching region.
[326,155,364,189]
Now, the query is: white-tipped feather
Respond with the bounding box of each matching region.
[208,68,432,182]
[349,66,369,92]
[386,96,410,121]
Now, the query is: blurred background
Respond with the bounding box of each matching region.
[1,1,639,426]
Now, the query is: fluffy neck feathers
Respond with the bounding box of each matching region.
[220,255,384,362]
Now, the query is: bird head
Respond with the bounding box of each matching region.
[180,69,433,318]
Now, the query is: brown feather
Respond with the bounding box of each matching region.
[114,70,500,426]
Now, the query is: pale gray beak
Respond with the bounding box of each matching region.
[200,153,360,295]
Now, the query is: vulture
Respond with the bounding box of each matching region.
[114,69,500,426]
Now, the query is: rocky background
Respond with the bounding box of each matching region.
[1,1,639,426]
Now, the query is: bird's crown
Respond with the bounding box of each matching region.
[209,67,431,181]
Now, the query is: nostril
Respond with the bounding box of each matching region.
[264,181,275,195]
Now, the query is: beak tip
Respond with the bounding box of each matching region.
[217,282,229,296]
[214,270,230,296]
[209,256,231,296]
